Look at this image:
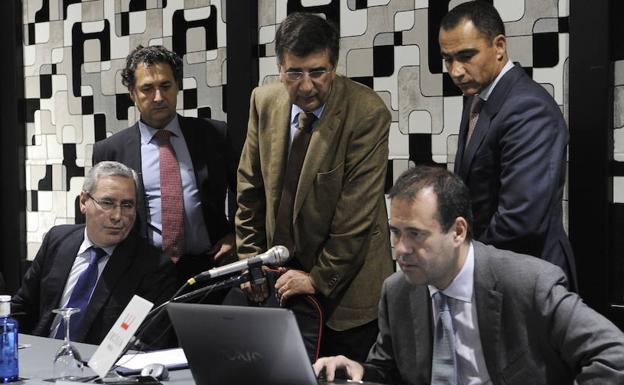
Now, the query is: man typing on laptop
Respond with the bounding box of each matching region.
[313,166,624,384]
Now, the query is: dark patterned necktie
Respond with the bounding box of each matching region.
[273,112,316,254]
[155,129,185,263]
[466,96,483,146]
[431,292,457,385]
[56,247,107,340]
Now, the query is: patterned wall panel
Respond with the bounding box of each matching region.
[22,0,227,260]
[611,0,624,301]
[257,0,570,216]
[615,60,623,204]
[22,0,572,262]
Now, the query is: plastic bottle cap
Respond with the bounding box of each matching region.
[0,295,10,317]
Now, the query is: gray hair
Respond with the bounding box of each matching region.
[83,161,139,196]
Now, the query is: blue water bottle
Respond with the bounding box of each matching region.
[0,295,18,383]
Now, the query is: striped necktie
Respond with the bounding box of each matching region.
[431,291,457,385]
[466,96,483,146]
[56,247,106,340]
[273,112,316,255]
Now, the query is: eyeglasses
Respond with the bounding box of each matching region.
[86,193,136,213]
[283,69,332,82]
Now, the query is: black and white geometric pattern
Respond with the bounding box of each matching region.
[22,0,572,260]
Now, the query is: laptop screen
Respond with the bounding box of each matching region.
[167,303,320,385]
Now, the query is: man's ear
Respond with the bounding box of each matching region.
[128,88,136,103]
[452,217,468,246]
[328,68,337,82]
[493,34,507,61]
[79,191,88,215]
[277,63,287,84]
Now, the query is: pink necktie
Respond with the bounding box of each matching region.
[155,130,185,263]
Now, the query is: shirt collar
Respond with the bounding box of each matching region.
[290,104,325,127]
[475,60,514,102]
[138,114,182,145]
[428,242,475,303]
[80,228,116,257]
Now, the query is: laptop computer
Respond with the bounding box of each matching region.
[167,303,322,385]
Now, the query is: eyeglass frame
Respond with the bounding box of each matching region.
[85,192,136,213]
[281,68,334,82]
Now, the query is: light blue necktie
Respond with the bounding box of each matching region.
[55,247,106,340]
[431,291,457,385]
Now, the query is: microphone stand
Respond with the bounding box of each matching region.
[171,272,252,303]
[115,259,267,366]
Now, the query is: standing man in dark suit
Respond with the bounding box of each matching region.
[12,161,176,346]
[440,1,576,287]
[314,166,624,384]
[93,45,237,282]
[236,13,394,361]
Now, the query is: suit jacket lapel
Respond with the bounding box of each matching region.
[410,285,433,384]
[127,124,149,237]
[125,123,142,171]
[267,92,293,223]
[454,95,471,175]
[179,115,209,198]
[41,228,84,331]
[473,243,504,385]
[76,234,136,341]
[456,65,524,179]
[459,100,491,176]
[293,77,344,219]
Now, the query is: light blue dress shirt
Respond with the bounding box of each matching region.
[429,243,492,385]
[139,116,212,254]
[288,104,325,146]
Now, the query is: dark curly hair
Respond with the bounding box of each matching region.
[121,45,183,89]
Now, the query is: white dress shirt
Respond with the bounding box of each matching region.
[475,59,514,103]
[49,230,114,337]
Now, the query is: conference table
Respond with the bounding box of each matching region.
[18,334,386,384]
[18,334,195,384]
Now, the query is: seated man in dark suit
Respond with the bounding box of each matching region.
[12,161,177,346]
[314,165,624,384]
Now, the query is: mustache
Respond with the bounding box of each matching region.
[395,254,411,263]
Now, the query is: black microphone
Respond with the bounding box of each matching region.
[188,245,290,285]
